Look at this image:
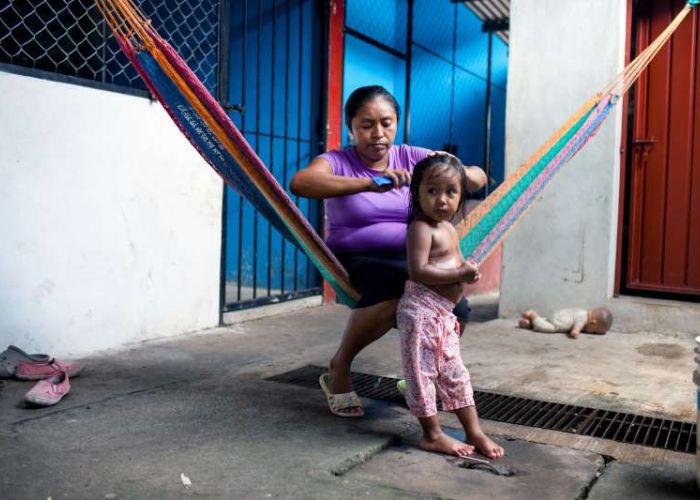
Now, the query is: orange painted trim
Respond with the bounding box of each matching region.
[326,0,345,152]
[323,0,345,304]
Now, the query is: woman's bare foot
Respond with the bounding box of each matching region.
[468,431,505,459]
[329,355,354,394]
[420,431,476,458]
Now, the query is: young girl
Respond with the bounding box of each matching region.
[397,154,504,459]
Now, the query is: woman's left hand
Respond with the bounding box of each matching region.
[429,151,486,192]
[428,150,457,159]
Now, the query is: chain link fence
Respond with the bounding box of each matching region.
[0,0,220,94]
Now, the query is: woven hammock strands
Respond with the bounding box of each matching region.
[95,0,697,305]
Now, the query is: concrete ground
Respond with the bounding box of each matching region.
[1,295,698,499]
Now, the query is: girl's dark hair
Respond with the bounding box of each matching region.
[344,85,401,129]
[408,154,469,223]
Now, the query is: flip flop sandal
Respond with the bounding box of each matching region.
[396,379,407,396]
[319,373,364,418]
[0,345,52,379]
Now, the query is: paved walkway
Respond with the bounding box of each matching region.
[0,299,697,498]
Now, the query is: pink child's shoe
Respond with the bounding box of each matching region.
[24,370,70,406]
[14,359,82,381]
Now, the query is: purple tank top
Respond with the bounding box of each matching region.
[319,144,430,252]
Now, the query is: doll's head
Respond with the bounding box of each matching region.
[587,306,613,334]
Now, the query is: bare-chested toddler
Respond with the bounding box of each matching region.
[396,154,504,460]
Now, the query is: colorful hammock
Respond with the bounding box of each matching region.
[96,0,698,306]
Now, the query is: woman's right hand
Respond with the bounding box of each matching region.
[369,168,411,192]
[291,157,383,199]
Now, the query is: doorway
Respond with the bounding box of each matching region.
[622,0,700,300]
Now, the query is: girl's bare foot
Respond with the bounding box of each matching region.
[468,431,505,459]
[420,431,476,458]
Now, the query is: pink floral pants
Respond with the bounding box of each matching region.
[396,281,474,418]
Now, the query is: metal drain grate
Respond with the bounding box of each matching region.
[268,365,697,454]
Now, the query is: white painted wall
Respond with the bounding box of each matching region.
[500,0,627,317]
[0,72,223,357]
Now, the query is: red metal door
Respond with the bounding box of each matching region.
[625,0,700,298]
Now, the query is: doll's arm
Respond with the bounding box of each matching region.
[569,316,586,339]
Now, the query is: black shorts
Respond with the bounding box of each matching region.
[335,250,470,322]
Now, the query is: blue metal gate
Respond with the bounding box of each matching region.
[221,0,323,310]
[342,0,508,193]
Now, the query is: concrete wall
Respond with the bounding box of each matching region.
[500,0,626,317]
[0,72,223,357]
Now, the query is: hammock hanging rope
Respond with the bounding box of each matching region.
[96,0,697,307]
